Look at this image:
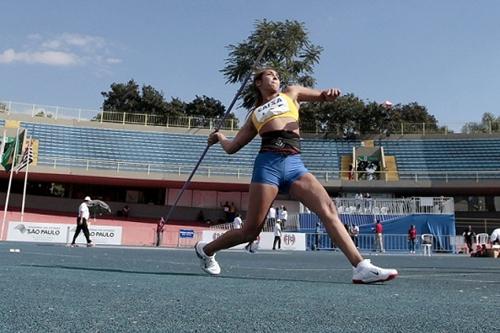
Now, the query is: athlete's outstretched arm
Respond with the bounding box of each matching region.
[284,85,341,103]
[208,117,257,154]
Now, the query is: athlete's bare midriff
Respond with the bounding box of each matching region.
[258,117,300,137]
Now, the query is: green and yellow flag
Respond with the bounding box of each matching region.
[1,128,25,172]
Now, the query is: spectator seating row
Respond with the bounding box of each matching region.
[11,121,500,180]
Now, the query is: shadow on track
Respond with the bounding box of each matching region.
[23,263,367,286]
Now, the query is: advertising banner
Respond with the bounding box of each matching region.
[71,225,122,245]
[7,221,122,245]
[7,221,68,243]
[202,230,306,251]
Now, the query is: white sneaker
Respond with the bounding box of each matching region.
[195,242,221,275]
[352,259,398,284]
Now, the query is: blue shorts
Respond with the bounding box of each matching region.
[251,151,309,193]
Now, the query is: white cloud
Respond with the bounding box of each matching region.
[0,33,121,71]
[41,33,105,51]
[0,48,78,66]
[106,57,122,64]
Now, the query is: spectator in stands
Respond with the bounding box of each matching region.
[490,228,500,245]
[195,67,398,283]
[278,206,288,229]
[366,163,376,181]
[121,205,129,218]
[357,161,366,180]
[156,217,165,247]
[233,213,243,230]
[229,202,237,222]
[268,206,277,226]
[272,220,282,250]
[70,196,94,247]
[471,244,488,257]
[348,164,354,180]
[408,225,417,254]
[197,210,205,222]
[221,201,230,222]
[438,196,445,213]
[314,221,322,251]
[350,224,359,248]
[374,220,385,252]
[355,193,363,212]
[462,225,476,253]
[364,193,372,213]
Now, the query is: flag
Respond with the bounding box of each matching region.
[1,128,25,172]
[14,141,34,173]
[0,130,6,159]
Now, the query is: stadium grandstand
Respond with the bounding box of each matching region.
[0,101,499,253]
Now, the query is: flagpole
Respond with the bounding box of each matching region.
[1,127,20,241]
[20,136,31,222]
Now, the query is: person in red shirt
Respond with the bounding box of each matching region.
[156,217,165,247]
[374,220,385,252]
[408,225,417,253]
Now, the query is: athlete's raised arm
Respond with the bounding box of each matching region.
[284,85,341,103]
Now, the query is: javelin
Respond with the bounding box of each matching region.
[163,44,268,223]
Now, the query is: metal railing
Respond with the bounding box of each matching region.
[2,99,499,135]
[35,155,500,182]
[334,197,454,215]
[307,233,463,253]
[37,155,254,178]
[210,215,300,233]
[0,100,239,131]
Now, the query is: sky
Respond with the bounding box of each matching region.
[1,0,499,131]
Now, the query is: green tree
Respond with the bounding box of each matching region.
[101,80,142,113]
[221,19,322,110]
[185,95,238,129]
[140,85,168,114]
[386,102,441,134]
[100,80,228,128]
[299,94,366,135]
[185,95,225,118]
[0,102,8,112]
[462,112,500,133]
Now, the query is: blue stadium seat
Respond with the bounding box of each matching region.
[18,122,500,179]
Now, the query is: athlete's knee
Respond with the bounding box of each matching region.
[317,201,340,223]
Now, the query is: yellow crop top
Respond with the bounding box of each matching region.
[251,93,299,132]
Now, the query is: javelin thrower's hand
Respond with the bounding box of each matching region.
[207,131,221,146]
[320,88,341,102]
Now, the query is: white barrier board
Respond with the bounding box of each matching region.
[71,225,122,245]
[202,230,306,251]
[7,221,68,243]
[7,221,122,245]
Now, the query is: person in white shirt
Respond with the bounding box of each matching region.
[268,206,276,225]
[350,224,360,248]
[491,228,500,245]
[233,214,243,229]
[272,220,282,250]
[70,196,94,247]
[278,206,288,228]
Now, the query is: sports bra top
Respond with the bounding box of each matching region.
[251,93,299,132]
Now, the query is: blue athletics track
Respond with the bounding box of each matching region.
[0,241,498,333]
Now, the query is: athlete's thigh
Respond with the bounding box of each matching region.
[243,182,279,233]
[289,173,337,217]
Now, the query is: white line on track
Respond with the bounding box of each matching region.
[14,251,82,258]
[398,273,499,283]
